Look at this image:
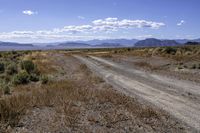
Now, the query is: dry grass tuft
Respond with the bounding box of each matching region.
[0,80,75,128]
[24,52,57,74]
[134,61,160,71]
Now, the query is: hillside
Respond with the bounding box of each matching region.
[0,42,34,47]
[135,38,180,47]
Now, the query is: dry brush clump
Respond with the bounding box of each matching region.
[0,51,51,98]
[0,76,177,132]
[0,80,76,129]
[110,46,200,61]
[133,61,162,71]
[0,53,189,132]
[28,52,58,74]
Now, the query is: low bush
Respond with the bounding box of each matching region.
[0,81,11,95]
[0,63,5,73]
[21,60,36,74]
[40,75,49,84]
[191,64,197,69]
[3,86,11,95]
[13,70,30,85]
[6,63,18,75]
[29,73,40,82]
[164,47,177,55]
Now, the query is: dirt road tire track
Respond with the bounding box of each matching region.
[75,55,200,131]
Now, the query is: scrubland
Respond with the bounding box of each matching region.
[0,46,199,132]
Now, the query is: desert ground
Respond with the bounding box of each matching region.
[0,46,200,132]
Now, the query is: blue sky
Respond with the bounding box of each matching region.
[0,0,199,43]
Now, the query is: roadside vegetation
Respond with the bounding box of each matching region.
[0,51,189,132]
[0,51,49,97]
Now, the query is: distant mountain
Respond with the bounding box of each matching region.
[76,39,138,46]
[185,41,200,45]
[56,42,125,48]
[175,39,190,44]
[58,42,91,48]
[0,41,33,47]
[193,38,200,43]
[175,38,200,44]
[94,43,124,48]
[135,38,180,47]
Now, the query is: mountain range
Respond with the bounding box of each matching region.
[0,38,200,51]
[135,38,180,47]
[0,41,33,47]
[76,39,138,46]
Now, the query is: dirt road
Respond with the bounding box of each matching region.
[75,55,200,131]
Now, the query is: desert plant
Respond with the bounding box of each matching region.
[191,64,197,69]
[40,75,49,84]
[3,85,11,95]
[164,47,177,54]
[79,64,88,70]
[0,62,5,73]
[6,63,18,75]
[0,81,11,95]
[29,73,40,82]
[13,70,30,85]
[20,60,36,74]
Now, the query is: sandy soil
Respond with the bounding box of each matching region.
[75,55,200,131]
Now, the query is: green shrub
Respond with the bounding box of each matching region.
[164,47,177,54]
[40,75,49,84]
[29,74,40,82]
[6,63,18,75]
[13,70,30,85]
[0,62,5,73]
[0,81,11,95]
[21,60,36,74]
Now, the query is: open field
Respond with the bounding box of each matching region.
[0,45,200,132]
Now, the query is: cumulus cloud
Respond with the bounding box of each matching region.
[22,10,37,15]
[53,18,165,34]
[177,20,185,26]
[92,18,165,29]
[0,17,165,41]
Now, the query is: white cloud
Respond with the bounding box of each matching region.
[177,20,185,26]
[78,16,85,19]
[92,18,165,29]
[136,35,153,39]
[0,17,165,42]
[22,10,37,16]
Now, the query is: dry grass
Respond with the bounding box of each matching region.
[100,54,113,58]
[0,62,167,132]
[0,89,3,97]
[0,80,81,129]
[24,52,57,74]
[134,61,161,71]
[0,53,188,132]
[106,46,200,62]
